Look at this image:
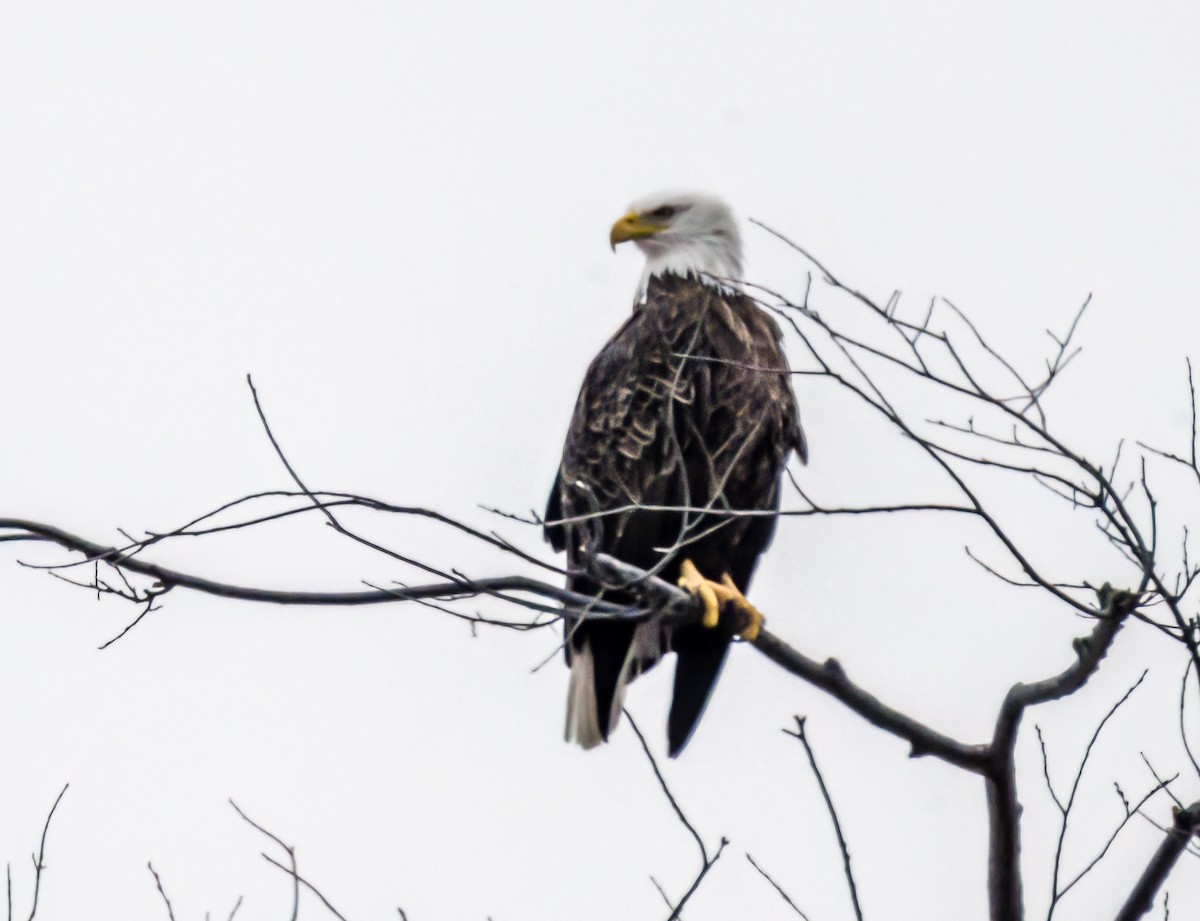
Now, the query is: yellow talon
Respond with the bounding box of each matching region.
[721,574,763,641]
[677,559,765,640]
[699,582,720,628]
[679,559,721,628]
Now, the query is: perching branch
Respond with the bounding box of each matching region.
[0,516,622,617]
[755,631,987,771]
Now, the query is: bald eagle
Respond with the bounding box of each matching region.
[545,191,805,757]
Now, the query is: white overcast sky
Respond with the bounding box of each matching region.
[2,3,1199,919]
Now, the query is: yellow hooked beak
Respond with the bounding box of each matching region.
[609,211,666,251]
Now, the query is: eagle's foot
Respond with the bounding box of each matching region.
[677,560,764,641]
[719,574,764,641]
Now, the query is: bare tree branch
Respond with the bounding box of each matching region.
[1045,672,1151,918]
[0,517,633,618]
[147,863,178,921]
[261,854,349,921]
[786,717,863,921]
[1059,778,1175,901]
[626,711,708,866]
[625,711,727,921]
[229,800,299,921]
[1114,801,1200,921]
[754,633,987,771]
[987,589,1136,921]
[745,853,811,920]
[24,784,67,921]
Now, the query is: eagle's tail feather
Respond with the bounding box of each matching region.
[666,626,731,757]
[565,623,662,749]
[565,639,604,749]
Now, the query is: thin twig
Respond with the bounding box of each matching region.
[1048,671,1149,918]
[625,711,707,864]
[786,717,863,921]
[745,853,812,919]
[665,839,727,921]
[1115,801,1200,921]
[147,863,178,921]
[229,800,299,921]
[262,854,349,921]
[26,784,67,921]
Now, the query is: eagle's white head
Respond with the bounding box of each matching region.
[609,190,744,298]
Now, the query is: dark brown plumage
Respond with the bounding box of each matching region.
[546,271,804,756]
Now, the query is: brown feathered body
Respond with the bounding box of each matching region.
[546,272,805,756]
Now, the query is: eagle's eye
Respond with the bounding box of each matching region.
[648,205,677,220]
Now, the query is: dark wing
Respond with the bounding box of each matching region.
[545,303,695,748]
[654,276,803,755]
[546,272,804,754]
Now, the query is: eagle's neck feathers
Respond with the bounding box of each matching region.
[636,235,743,302]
